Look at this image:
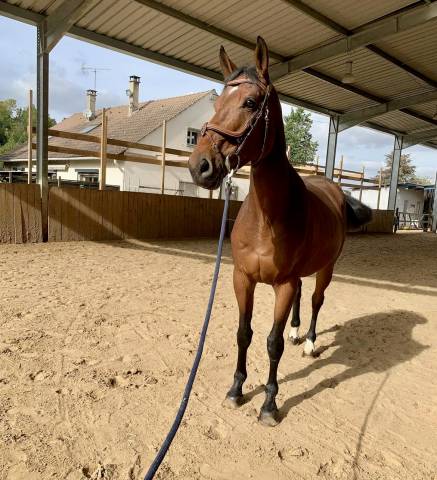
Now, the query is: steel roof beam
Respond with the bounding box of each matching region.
[0,0,41,23]
[403,127,437,147]
[3,0,437,150]
[281,0,348,34]
[43,0,95,53]
[271,1,437,80]
[339,89,437,131]
[305,68,437,129]
[277,92,340,116]
[133,0,286,61]
[283,0,437,89]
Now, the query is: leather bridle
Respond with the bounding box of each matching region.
[199,78,272,173]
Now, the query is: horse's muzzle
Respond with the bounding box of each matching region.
[189,153,225,190]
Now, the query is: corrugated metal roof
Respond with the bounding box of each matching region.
[371,110,433,134]
[301,0,417,30]
[2,0,437,147]
[275,70,379,112]
[313,47,430,100]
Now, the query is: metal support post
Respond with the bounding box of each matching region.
[37,23,49,241]
[388,135,403,211]
[325,115,339,180]
[432,172,437,233]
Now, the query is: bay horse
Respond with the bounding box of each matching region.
[188,37,371,426]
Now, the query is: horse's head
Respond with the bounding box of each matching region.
[189,36,276,190]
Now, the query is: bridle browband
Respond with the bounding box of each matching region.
[200,77,272,173]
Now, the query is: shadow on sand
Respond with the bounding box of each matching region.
[244,310,427,477]
[245,310,427,415]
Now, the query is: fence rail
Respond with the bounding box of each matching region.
[3,126,381,197]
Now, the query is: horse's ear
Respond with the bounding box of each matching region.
[255,36,270,83]
[219,46,237,79]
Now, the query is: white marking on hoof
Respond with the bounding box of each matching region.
[288,327,299,340]
[304,339,315,356]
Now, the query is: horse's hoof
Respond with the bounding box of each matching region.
[222,395,244,409]
[258,409,280,427]
[302,339,318,358]
[288,327,300,345]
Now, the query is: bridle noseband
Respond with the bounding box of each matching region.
[200,78,272,173]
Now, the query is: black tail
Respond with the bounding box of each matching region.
[345,195,372,232]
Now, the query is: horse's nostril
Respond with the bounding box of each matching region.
[199,158,213,178]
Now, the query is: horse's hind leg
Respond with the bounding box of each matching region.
[259,280,297,426]
[304,264,334,357]
[223,269,255,409]
[288,278,302,345]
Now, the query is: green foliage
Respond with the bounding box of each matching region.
[380,151,432,185]
[0,99,56,154]
[283,107,318,165]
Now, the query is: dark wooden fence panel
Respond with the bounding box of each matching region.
[0,184,42,243]
[361,209,394,233]
[48,187,242,242]
[0,186,393,244]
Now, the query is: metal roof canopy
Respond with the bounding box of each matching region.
[1,0,437,235]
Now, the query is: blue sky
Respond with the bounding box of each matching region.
[0,15,435,180]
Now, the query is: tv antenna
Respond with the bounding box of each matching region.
[81,64,111,90]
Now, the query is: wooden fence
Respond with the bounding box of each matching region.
[360,209,394,233]
[5,125,380,196]
[47,187,394,241]
[0,184,394,244]
[0,184,42,243]
[48,187,241,242]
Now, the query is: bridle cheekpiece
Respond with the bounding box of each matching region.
[200,77,272,176]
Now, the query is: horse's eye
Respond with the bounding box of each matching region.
[244,98,257,109]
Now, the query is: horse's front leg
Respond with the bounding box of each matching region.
[223,268,255,409]
[259,280,297,427]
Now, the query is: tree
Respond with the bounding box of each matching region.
[283,107,318,165]
[0,99,56,154]
[379,151,432,185]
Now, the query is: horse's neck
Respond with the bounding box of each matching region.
[249,149,305,221]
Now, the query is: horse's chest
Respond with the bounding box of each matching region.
[232,231,292,284]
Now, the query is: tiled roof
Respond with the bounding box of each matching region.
[1,90,213,161]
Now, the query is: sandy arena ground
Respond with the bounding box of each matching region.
[0,231,436,480]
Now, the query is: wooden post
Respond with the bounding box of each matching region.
[27,89,33,184]
[209,190,213,199]
[99,108,107,190]
[315,154,319,175]
[338,155,344,185]
[376,167,383,209]
[161,120,167,194]
[359,166,365,201]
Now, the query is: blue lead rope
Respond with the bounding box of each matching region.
[144,175,233,480]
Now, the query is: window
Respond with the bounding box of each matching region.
[179,181,198,197]
[187,128,199,147]
[80,124,100,134]
[76,169,99,184]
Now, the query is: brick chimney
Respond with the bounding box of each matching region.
[127,75,140,115]
[85,89,97,120]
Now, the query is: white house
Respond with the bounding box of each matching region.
[1,76,250,201]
